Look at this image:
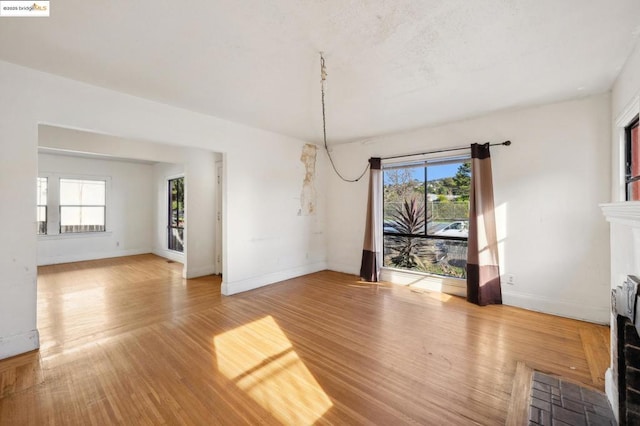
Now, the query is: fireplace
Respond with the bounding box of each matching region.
[612,275,640,425]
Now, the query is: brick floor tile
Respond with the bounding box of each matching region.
[581,388,610,408]
[560,380,583,402]
[530,406,541,423]
[534,372,560,387]
[585,411,615,426]
[533,381,551,393]
[552,405,586,426]
[533,388,552,402]
[532,397,552,412]
[562,397,587,414]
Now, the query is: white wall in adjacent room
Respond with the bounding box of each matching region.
[326,93,611,323]
[0,60,327,360]
[152,162,185,264]
[37,152,154,265]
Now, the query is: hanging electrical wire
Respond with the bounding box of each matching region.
[320,52,370,182]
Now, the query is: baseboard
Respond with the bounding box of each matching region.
[502,290,609,324]
[222,262,327,295]
[605,368,618,424]
[185,264,216,279]
[327,261,359,276]
[0,329,39,360]
[152,248,184,264]
[38,248,151,266]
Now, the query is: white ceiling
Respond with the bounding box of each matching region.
[1,0,639,144]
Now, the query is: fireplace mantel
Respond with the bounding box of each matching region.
[600,201,640,423]
[601,202,640,227]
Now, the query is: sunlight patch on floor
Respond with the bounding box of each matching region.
[213,316,333,424]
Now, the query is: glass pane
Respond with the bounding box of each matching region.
[60,179,105,205]
[60,206,105,233]
[383,166,425,234]
[37,177,47,205]
[37,206,46,235]
[631,124,640,201]
[427,162,469,238]
[168,227,184,252]
[383,236,467,278]
[169,178,185,228]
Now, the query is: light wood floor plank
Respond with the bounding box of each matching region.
[579,326,610,389]
[0,255,610,425]
[505,361,533,426]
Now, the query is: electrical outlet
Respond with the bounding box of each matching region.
[506,274,515,285]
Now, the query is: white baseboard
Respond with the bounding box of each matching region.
[38,248,151,266]
[152,248,184,264]
[330,264,609,324]
[222,262,327,295]
[502,290,609,324]
[327,261,359,276]
[605,368,618,424]
[0,329,39,360]
[185,264,216,279]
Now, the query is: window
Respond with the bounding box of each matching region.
[383,157,470,278]
[168,177,184,252]
[59,178,106,233]
[37,177,47,235]
[626,116,640,201]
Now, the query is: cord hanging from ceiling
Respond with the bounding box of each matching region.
[320,52,370,182]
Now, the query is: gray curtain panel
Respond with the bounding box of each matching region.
[466,143,502,305]
[360,158,382,282]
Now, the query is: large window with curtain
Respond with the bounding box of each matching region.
[383,156,470,278]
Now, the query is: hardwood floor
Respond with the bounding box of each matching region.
[0,255,609,425]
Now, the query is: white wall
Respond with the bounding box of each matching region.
[604,39,640,421]
[37,153,154,265]
[184,150,219,279]
[0,60,327,360]
[327,94,612,323]
[152,162,185,263]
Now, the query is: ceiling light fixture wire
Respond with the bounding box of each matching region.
[320,52,370,183]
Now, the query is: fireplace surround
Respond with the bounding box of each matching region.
[601,201,640,424]
[612,275,640,424]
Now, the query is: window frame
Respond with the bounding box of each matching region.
[381,154,471,279]
[615,95,640,201]
[58,177,107,234]
[167,176,185,253]
[625,115,640,201]
[382,156,470,242]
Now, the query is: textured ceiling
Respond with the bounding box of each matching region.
[0,0,639,144]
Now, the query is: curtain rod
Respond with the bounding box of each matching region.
[381,140,511,161]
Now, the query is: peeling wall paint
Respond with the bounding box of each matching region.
[299,144,317,215]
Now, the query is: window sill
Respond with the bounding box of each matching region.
[38,231,113,241]
[380,267,467,297]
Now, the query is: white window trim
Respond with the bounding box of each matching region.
[38,172,112,237]
[614,94,640,202]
